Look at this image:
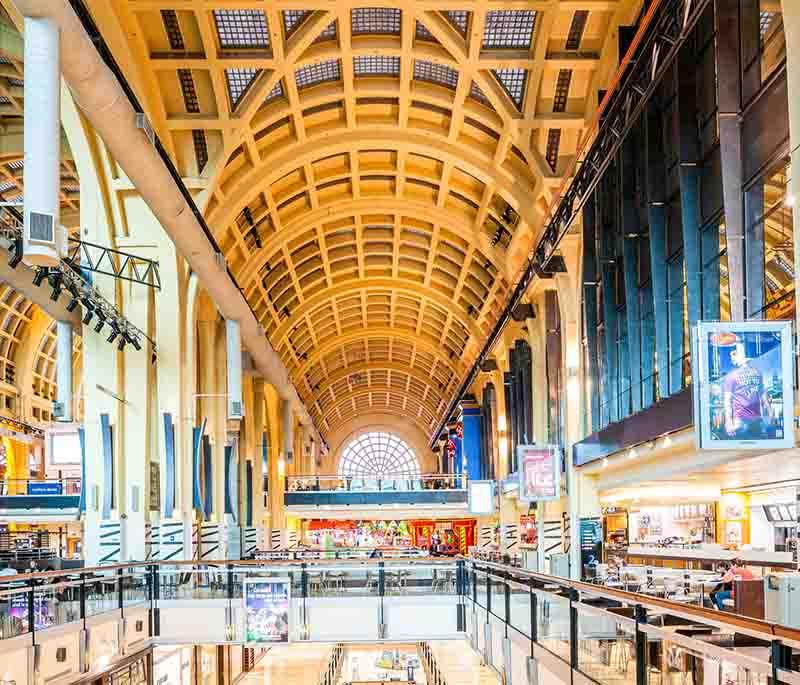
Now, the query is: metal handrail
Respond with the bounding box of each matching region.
[468,558,800,647]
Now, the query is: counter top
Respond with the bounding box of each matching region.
[626,545,793,567]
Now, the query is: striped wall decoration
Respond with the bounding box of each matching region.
[478,525,494,548]
[200,523,221,559]
[543,519,563,559]
[270,528,282,551]
[160,520,185,561]
[243,527,258,556]
[502,523,519,551]
[191,523,200,559]
[562,513,571,554]
[99,521,121,564]
[145,523,159,561]
[286,529,299,549]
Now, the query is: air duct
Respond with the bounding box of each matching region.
[14,0,322,446]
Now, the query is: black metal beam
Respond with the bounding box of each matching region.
[66,238,161,289]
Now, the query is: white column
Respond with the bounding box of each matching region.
[23,17,60,266]
[56,321,72,422]
[226,320,243,419]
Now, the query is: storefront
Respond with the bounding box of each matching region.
[303,519,415,548]
[301,518,477,554]
[627,503,717,546]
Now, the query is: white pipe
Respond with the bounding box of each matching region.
[22,16,60,267]
[15,0,321,445]
[282,400,294,463]
[56,320,72,422]
[225,319,243,419]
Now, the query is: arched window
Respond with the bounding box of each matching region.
[338,432,420,477]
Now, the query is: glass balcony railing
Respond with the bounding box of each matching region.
[0,557,798,685]
[0,478,81,496]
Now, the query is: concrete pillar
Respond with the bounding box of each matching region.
[23,17,60,267]
[447,421,463,483]
[56,321,73,422]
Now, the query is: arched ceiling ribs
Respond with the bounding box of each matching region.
[291,327,466,386]
[207,129,537,235]
[81,0,630,440]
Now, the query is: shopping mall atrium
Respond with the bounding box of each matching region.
[0,0,799,683]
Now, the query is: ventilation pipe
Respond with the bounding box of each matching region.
[281,401,293,463]
[22,16,61,266]
[225,319,243,420]
[15,0,323,447]
[55,320,72,421]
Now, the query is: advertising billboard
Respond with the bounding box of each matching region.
[468,480,495,515]
[243,578,290,643]
[693,320,794,450]
[517,445,560,502]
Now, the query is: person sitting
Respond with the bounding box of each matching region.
[710,559,754,610]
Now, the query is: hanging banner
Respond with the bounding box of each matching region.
[692,320,794,450]
[517,445,560,502]
[244,578,290,643]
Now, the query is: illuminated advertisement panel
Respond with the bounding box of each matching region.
[693,320,794,450]
[243,578,290,643]
[517,445,560,502]
[468,480,495,515]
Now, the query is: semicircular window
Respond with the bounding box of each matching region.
[338,432,420,477]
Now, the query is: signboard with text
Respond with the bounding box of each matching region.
[517,445,560,503]
[243,578,290,643]
[27,481,63,496]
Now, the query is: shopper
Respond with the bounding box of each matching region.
[710,559,754,610]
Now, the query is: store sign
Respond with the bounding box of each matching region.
[692,320,794,450]
[27,481,62,496]
[517,445,560,502]
[579,518,602,580]
[468,480,495,515]
[243,578,290,643]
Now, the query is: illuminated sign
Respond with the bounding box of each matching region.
[244,578,290,643]
[517,445,560,502]
[692,320,795,450]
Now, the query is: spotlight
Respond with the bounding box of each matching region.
[94,319,104,334]
[82,308,94,325]
[48,272,63,302]
[32,268,48,287]
[66,297,79,312]
[131,336,142,352]
[117,337,127,351]
[107,322,120,343]
[7,235,22,268]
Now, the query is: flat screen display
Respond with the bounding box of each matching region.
[243,578,290,643]
[693,321,794,450]
[468,480,495,515]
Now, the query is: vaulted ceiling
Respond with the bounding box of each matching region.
[86,0,637,440]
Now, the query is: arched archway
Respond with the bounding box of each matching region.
[338,432,420,477]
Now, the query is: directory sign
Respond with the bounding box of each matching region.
[517,445,560,502]
[243,578,290,643]
[468,480,496,515]
[693,320,794,450]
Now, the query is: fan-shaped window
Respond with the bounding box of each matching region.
[338,432,420,477]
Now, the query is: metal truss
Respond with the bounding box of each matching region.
[429,0,712,446]
[0,210,155,352]
[0,414,44,438]
[66,239,161,289]
[533,0,711,272]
